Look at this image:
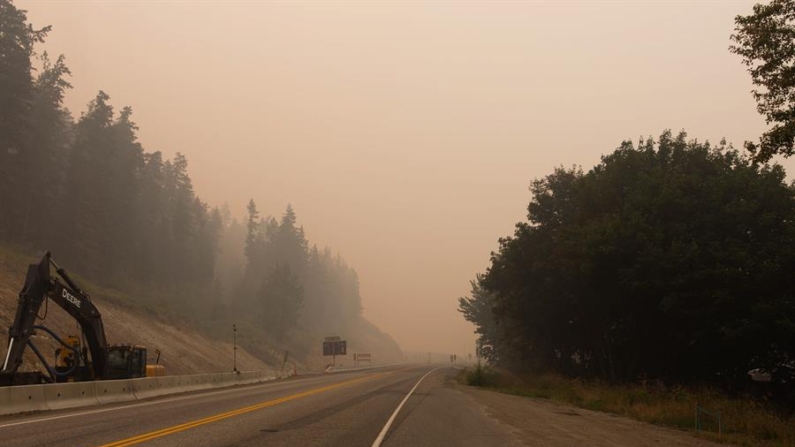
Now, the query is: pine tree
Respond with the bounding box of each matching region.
[259,263,303,338]
[59,91,115,273]
[19,51,73,244]
[0,0,50,240]
[244,199,260,265]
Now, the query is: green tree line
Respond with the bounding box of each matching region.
[460,132,795,386]
[460,0,795,389]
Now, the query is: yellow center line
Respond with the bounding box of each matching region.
[97,372,388,447]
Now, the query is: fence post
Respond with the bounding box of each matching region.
[695,402,699,431]
[695,403,722,435]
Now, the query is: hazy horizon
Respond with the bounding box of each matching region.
[17,0,789,356]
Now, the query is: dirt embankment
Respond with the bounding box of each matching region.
[0,250,272,376]
[0,249,404,376]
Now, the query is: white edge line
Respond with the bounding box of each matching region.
[371,367,443,447]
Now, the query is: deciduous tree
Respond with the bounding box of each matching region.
[731,0,795,162]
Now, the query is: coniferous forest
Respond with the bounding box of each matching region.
[0,0,388,363]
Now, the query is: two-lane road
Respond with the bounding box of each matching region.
[0,365,520,447]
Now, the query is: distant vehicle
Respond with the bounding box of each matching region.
[0,252,164,386]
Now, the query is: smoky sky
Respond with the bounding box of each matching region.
[19,0,789,356]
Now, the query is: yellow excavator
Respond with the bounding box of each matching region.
[0,252,164,386]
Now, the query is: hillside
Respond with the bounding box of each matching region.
[0,246,403,376]
[0,247,275,375]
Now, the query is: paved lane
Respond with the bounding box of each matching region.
[0,365,519,447]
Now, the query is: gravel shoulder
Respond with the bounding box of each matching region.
[456,379,733,447]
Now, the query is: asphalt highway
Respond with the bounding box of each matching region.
[0,365,519,447]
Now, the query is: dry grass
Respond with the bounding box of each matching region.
[464,368,795,447]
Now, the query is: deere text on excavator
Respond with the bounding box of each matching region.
[0,252,164,386]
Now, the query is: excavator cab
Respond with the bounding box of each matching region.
[53,338,149,382]
[105,345,147,380]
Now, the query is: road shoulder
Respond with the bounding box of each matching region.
[457,381,733,447]
[385,368,524,447]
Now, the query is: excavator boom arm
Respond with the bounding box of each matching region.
[1,253,108,382]
[1,260,49,374]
